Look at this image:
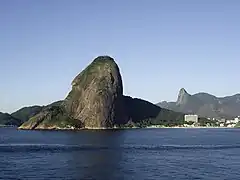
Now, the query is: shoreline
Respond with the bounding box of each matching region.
[145,126,232,129]
[15,125,236,131]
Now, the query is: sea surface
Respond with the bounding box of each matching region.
[0,127,240,180]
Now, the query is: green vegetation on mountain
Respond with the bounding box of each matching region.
[0,112,20,126]
[11,106,43,125]
[0,101,64,126]
[123,96,184,127]
[123,96,160,123]
[235,122,240,127]
[154,108,184,126]
[19,106,83,130]
[198,117,218,127]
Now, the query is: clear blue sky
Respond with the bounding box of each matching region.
[0,0,240,113]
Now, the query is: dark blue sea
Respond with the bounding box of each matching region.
[0,128,240,180]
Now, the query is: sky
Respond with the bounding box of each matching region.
[0,0,240,113]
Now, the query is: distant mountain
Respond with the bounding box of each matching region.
[0,101,64,126]
[0,112,20,126]
[157,88,240,119]
[11,106,43,125]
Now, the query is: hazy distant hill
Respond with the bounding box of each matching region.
[11,106,43,125]
[0,112,20,126]
[0,101,63,126]
[157,88,240,119]
[11,101,63,122]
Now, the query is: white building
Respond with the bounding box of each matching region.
[184,114,198,123]
[234,117,240,123]
[226,117,239,124]
[218,119,226,123]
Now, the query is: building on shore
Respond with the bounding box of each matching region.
[234,117,240,123]
[226,117,239,124]
[184,114,198,123]
[218,119,226,123]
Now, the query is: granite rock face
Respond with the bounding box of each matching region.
[19,56,127,129]
[63,56,127,128]
[176,88,191,106]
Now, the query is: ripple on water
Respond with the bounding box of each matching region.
[0,143,240,153]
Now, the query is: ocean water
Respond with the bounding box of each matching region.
[0,128,240,180]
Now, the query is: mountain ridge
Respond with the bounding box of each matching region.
[0,101,64,126]
[158,88,240,119]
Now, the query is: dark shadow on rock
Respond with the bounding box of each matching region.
[123,96,161,123]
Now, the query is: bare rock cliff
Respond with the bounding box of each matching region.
[19,56,127,129]
[63,56,127,128]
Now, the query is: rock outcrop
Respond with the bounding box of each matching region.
[176,88,191,106]
[19,56,127,129]
[63,56,127,128]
